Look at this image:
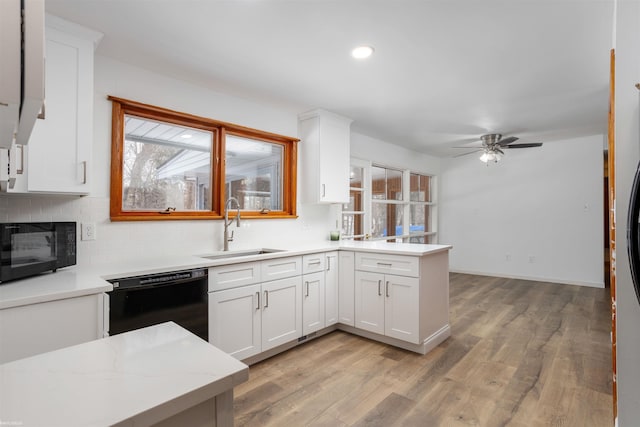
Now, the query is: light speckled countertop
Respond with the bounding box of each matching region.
[0,321,249,427]
[0,241,452,309]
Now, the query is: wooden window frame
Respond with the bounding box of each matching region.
[109,96,298,221]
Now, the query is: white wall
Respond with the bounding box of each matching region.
[2,56,337,268]
[614,0,640,423]
[439,135,605,287]
[350,133,441,176]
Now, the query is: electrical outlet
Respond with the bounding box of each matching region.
[81,223,96,241]
[528,255,536,263]
[505,254,511,262]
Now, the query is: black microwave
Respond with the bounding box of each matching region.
[0,222,77,283]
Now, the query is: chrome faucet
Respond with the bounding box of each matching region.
[223,197,241,251]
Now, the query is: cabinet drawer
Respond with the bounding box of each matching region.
[355,252,419,277]
[209,262,261,291]
[261,256,302,282]
[302,253,326,274]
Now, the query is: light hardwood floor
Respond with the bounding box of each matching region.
[233,273,613,426]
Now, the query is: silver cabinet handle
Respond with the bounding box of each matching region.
[327,258,331,271]
[378,280,382,296]
[386,281,390,297]
[309,260,322,265]
[264,290,269,308]
[322,184,326,197]
[82,161,87,184]
[256,291,261,310]
[377,262,392,267]
[305,281,309,297]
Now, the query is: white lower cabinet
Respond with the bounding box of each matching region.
[208,284,261,360]
[209,262,302,361]
[208,248,449,359]
[0,293,105,364]
[261,276,302,350]
[324,251,339,326]
[355,257,421,344]
[338,251,355,326]
[302,271,325,335]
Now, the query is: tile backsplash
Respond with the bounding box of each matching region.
[1,195,333,269]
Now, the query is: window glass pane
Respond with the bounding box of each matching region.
[372,166,403,201]
[342,212,364,237]
[226,135,283,211]
[410,174,431,202]
[123,115,212,211]
[371,166,386,200]
[343,189,363,212]
[387,169,403,201]
[372,203,403,238]
[410,204,430,234]
[350,165,363,189]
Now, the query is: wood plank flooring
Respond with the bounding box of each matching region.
[233,273,613,426]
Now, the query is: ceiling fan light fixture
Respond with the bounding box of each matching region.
[479,149,501,163]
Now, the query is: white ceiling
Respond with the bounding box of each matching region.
[45,0,614,157]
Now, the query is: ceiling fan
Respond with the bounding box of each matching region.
[455,134,543,163]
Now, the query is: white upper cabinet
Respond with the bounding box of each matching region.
[0,0,44,150]
[298,109,352,204]
[2,16,102,195]
[0,0,22,149]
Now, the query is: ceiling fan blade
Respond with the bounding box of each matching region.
[505,143,543,149]
[453,149,482,158]
[496,136,519,146]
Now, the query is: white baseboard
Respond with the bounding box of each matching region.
[449,269,605,288]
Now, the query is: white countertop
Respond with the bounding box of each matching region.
[0,322,249,427]
[0,241,452,310]
[0,269,112,310]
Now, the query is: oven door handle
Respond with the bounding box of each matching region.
[112,276,207,291]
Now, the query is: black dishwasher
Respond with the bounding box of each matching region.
[107,268,208,340]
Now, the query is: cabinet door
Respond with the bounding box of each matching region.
[261,276,302,351]
[325,252,339,326]
[354,271,385,335]
[302,271,325,335]
[26,27,94,194]
[0,294,102,364]
[209,284,261,360]
[385,275,420,344]
[338,251,355,326]
[317,114,351,203]
[298,110,352,204]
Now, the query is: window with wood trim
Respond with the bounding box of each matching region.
[109,97,298,221]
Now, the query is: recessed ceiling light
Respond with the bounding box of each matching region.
[351,45,374,59]
[181,134,193,139]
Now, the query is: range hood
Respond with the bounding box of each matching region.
[0,0,44,149]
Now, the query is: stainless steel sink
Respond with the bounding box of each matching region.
[200,248,285,260]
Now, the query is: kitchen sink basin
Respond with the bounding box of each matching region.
[200,248,285,260]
